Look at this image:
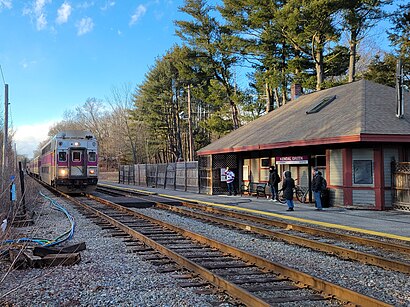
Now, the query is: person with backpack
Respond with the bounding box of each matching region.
[282,171,295,211]
[268,166,281,201]
[312,167,326,211]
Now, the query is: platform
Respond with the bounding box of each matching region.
[99,181,410,241]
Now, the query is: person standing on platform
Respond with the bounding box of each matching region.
[312,167,323,211]
[282,171,295,211]
[225,167,236,196]
[268,166,280,201]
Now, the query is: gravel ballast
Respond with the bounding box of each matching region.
[2,187,409,306]
[138,207,410,306]
[0,190,231,306]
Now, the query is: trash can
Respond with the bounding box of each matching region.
[321,188,330,208]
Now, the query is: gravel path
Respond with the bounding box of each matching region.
[0,190,232,307]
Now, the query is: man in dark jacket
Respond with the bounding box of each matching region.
[312,167,324,210]
[282,171,295,211]
[268,166,280,201]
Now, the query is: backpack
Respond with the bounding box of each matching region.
[276,173,281,183]
[321,177,327,191]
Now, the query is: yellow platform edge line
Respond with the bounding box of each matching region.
[158,194,410,242]
[99,183,410,242]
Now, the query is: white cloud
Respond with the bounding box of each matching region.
[36,12,47,29]
[23,0,51,31]
[14,121,57,158]
[20,58,37,69]
[76,17,94,35]
[129,5,147,26]
[101,1,115,11]
[77,1,94,10]
[56,2,72,25]
[0,0,12,11]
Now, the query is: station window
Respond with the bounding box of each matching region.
[353,160,373,184]
[315,155,326,167]
[58,152,67,162]
[260,158,270,168]
[72,151,82,162]
[306,95,336,114]
[88,152,96,162]
[260,158,270,182]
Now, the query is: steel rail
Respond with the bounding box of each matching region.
[97,183,410,254]
[175,201,410,255]
[81,193,391,307]
[70,194,270,306]
[154,202,410,274]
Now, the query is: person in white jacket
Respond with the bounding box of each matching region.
[225,167,236,196]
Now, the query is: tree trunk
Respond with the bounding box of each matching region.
[348,30,357,83]
[274,88,280,107]
[281,88,287,105]
[281,40,288,104]
[171,87,183,161]
[230,101,240,130]
[314,37,324,91]
[265,83,271,113]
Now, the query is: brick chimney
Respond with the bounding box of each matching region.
[291,83,302,100]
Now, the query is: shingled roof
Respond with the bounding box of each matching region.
[198,79,410,155]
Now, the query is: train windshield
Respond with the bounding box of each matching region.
[58,152,67,162]
[88,152,96,162]
[72,151,82,162]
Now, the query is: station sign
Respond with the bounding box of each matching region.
[276,156,309,165]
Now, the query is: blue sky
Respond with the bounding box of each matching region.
[0,0,401,158]
[0,0,183,157]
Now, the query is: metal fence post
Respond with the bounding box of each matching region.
[185,161,187,192]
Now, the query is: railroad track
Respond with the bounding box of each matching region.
[51,189,389,306]
[95,184,410,275]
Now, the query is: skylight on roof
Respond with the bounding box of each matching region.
[306,95,337,114]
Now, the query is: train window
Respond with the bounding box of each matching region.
[58,152,67,162]
[72,151,82,162]
[88,152,96,162]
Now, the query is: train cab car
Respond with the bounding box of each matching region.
[39,130,98,193]
[27,156,40,178]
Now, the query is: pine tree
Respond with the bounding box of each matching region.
[341,0,392,83]
[275,0,341,90]
[175,0,241,129]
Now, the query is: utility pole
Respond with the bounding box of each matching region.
[14,143,17,171]
[1,84,8,190]
[187,84,194,161]
[396,58,404,119]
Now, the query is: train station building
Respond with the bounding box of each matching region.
[197,79,410,211]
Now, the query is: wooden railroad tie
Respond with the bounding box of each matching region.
[8,242,86,269]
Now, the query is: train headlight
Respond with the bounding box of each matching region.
[88,168,97,176]
[58,168,69,177]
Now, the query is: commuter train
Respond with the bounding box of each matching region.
[27,130,98,193]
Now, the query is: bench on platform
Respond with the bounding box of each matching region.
[240,182,267,198]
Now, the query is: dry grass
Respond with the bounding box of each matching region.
[99,171,118,182]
